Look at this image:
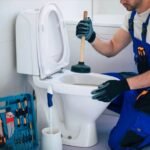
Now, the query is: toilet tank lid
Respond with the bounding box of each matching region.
[38,3,70,79]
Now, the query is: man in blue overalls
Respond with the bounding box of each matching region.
[76,0,150,149]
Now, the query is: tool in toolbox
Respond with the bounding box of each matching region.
[22,98,28,126]
[0,93,38,149]
[29,122,34,142]
[15,109,20,127]
[6,110,15,138]
[0,117,6,147]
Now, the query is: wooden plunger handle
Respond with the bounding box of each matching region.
[80,11,88,62]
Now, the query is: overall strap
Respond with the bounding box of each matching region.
[128,10,136,38]
[142,13,150,42]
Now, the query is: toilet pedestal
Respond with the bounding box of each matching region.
[61,122,98,147]
[30,79,98,147]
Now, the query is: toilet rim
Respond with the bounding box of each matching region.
[51,72,119,96]
[51,80,95,96]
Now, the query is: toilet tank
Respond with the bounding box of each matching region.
[16,9,40,76]
[16,4,70,79]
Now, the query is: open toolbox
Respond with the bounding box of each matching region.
[0,93,38,149]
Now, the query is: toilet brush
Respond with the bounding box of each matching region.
[71,11,91,73]
[41,93,62,150]
[47,93,53,133]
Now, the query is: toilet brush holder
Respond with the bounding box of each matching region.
[41,127,62,150]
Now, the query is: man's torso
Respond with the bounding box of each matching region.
[122,8,150,44]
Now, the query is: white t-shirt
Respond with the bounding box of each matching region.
[121,8,150,44]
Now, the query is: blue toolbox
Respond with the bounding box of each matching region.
[0,93,38,149]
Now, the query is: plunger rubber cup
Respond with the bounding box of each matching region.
[71,62,91,73]
[41,127,62,150]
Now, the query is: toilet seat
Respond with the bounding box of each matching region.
[38,3,70,79]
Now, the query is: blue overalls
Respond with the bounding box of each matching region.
[107,11,150,150]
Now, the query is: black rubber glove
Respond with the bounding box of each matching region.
[135,90,150,114]
[121,130,144,148]
[91,79,130,102]
[76,17,96,43]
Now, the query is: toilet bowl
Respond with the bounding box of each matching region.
[51,71,118,147]
[15,3,118,147]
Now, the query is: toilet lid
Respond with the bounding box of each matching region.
[38,3,70,79]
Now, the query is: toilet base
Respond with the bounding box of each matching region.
[60,122,98,147]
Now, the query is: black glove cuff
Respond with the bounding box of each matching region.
[120,79,130,91]
[88,32,96,43]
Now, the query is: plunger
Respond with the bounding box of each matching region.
[71,11,91,73]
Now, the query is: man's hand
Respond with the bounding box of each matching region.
[91,79,130,102]
[76,17,96,43]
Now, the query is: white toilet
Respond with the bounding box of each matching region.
[16,3,118,147]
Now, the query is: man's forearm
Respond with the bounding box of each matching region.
[91,37,116,57]
[91,28,131,57]
[127,70,150,90]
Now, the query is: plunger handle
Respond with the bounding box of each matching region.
[80,11,88,63]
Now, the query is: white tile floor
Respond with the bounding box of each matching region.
[37,110,150,150]
[63,112,150,150]
[63,113,118,150]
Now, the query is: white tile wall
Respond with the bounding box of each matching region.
[92,0,127,27]
[0,0,134,97]
[50,0,92,22]
[0,1,139,149]
[66,24,137,73]
[0,0,92,96]
[93,0,126,15]
[0,41,31,97]
[0,0,92,42]
[0,0,48,96]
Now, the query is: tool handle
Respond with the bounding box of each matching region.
[80,11,88,62]
[83,11,88,20]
